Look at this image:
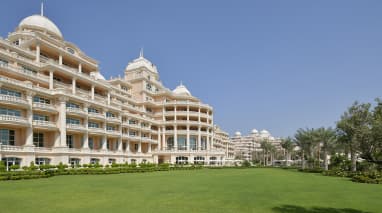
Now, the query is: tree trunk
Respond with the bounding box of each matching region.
[351,151,357,172]
[302,150,306,169]
[263,150,266,166]
[324,149,328,171]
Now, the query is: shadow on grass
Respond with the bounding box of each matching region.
[272,205,373,213]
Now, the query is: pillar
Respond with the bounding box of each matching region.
[25,92,34,146]
[91,85,95,100]
[35,44,40,62]
[72,78,76,94]
[138,142,142,153]
[107,92,111,105]
[186,125,190,151]
[49,70,54,90]
[83,104,89,149]
[58,97,67,147]
[198,126,201,151]
[59,55,62,65]
[117,138,122,151]
[174,125,177,151]
[78,63,82,73]
[101,135,107,150]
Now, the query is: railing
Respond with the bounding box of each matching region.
[66,107,86,114]
[88,127,104,133]
[0,94,28,104]
[0,63,49,81]
[66,123,86,130]
[32,120,56,127]
[33,102,56,110]
[106,116,121,123]
[106,130,120,135]
[88,112,104,119]
[0,115,27,123]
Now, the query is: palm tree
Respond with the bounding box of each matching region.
[314,127,336,170]
[281,137,295,166]
[294,128,315,169]
[260,139,274,166]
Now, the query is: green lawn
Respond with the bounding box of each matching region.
[0,168,381,213]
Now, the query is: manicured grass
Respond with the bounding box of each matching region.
[0,168,381,213]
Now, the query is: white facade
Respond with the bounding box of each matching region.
[0,12,227,168]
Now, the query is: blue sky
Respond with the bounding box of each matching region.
[1,1,382,137]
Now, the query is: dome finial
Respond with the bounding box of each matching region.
[139,47,144,58]
[41,1,44,16]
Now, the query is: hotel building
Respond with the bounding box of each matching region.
[231,129,282,162]
[0,12,227,168]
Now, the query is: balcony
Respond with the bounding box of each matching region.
[0,95,29,108]
[0,115,28,126]
[88,112,104,120]
[66,123,86,132]
[66,107,87,116]
[106,116,121,123]
[87,127,104,135]
[32,102,57,113]
[0,62,48,83]
[32,120,57,130]
[106,130,120,137]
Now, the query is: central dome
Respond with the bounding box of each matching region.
[19,15,63,38]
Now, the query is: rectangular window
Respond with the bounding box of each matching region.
[33,132,44,147]
[0,58,8,66]
[88,122,99,128]
[33,114,49,121]
[88,108,99,113]
[0,129,15,145]
[0,108,21,117]
[0,88,21,97]
[134,144,138,152]
[66,102,79,108]
[129,120,137,124]
[88,138,94,150]
[66,135,73,148]
[66,118,80,125]
[33,96,50,104]
[22,66,37,74]
[106,112,115,118]
[107,125,115,131]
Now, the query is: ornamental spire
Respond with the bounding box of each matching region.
[139,47,144,58]
[41,2,44,16]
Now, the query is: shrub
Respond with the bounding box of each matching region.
[242,160,251,167]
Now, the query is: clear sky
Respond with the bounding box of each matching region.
[1,0,381,138]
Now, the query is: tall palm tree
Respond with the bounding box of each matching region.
[314,127,337,170]
[281,137,295,166]
[294,128,315,169]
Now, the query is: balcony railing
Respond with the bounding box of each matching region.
[106,117,121,123]
[32,120,57,128]
[66,107,86,114]
[0,115,28,123]
[88,112,104,119]
[66,123,86,130]
[33,102,56,111]
[0,94,28,104]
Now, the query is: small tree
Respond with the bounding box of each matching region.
[281,137,295,166]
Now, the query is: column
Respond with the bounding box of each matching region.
[157,128,161,150]
[58,97,67,147]
[83,104,89,149]
[59,55,62,65]
[148,143,152,153]
[91,85,95,100]
[117,138,122,151]
[198,126,201,151]
[107,91,111,105]
[72,78,76,94]
[25,92,34,146]
[78,63,82,73]
[35,43,40,62]
[162,126,165,150]
[186,125,190,151]
[49,70,54,90]
[101,135,107,150]
[174,125,177,151]
[138,141,142,153]
[126,140,130,153]
[207,130,210,151]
